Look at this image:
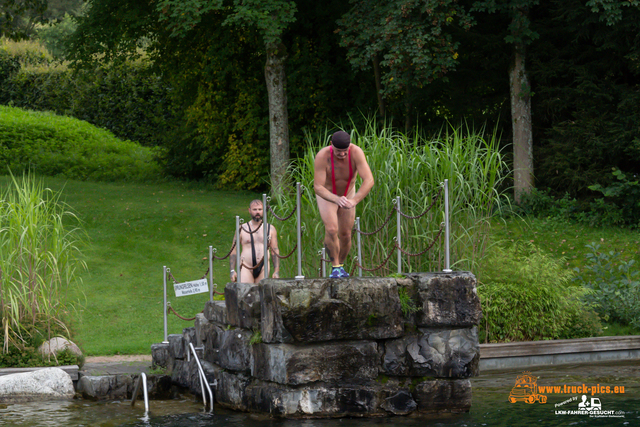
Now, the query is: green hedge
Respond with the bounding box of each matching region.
[0,40,174,148]
[0,105,161,181]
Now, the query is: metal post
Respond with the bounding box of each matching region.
[235,216,241,283]
[321,247,327,277]
[444,179,452,273]
[141,372,149,413]
[356,217,362,277]
[162,266,168,343]
[396,196,402,275]
[296,182,303,278]
[209,246,214,302]
[263,193,269,279]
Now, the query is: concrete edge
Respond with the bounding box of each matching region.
[479,335,640,372]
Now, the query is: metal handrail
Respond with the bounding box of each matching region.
[131,372,149,412]
[188,342,215,413]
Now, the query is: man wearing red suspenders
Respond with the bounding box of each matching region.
[313,131,375,278]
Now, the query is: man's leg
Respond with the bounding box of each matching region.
[316,195,340,265]
[337,204,356,264]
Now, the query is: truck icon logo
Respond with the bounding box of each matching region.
[509,371,547,404]
[578,395,601,411]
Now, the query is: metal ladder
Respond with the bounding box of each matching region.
[188,342,215,413]
[131,372,150,413]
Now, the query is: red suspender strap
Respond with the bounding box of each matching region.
[330,146,337,195]
[345,147,352,197]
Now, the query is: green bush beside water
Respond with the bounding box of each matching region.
[478,242,602,343]
[0,105,161,181]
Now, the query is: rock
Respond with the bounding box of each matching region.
[38,337,82,358]
[252,341,379,385]
[167,334,185,360]
[210,364,419,418]
[382,327,479,378]
[151,342,170,369]
[76,374,133,400]
[203,300,228,324]
[413,379,472,413]
[260,278,404,343]
[0,368,74,403]
[408,272,482,327]
[225,282,261,329]
[380,389,417,415]
[171,359,202,395]
[194,313,210,347]
[202,323,253,374]
[183,327,197,355]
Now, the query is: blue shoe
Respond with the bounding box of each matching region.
[330,267,341,278]
[339,266,349,278]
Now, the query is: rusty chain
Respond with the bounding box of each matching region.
[271,243,297,259]
[396,224,444,257]
[267,204,297,221]
[355,208,395,236]
[240,256,265,271]
[167,302,200,322]
[350,242,397,276]
[212,239,236,260]
[394,186,443,220]
[241,222,263,234]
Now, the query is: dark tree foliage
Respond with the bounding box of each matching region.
[529,0,640,197]
[1,0,48,39]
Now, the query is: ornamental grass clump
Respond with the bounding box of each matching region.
[270,117,508,277]
[0,173,85,359]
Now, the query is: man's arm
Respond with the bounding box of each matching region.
[350,146,375,205]
[269,227,280,278]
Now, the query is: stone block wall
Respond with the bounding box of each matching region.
[152,272,481,418]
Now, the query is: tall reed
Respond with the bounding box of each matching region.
[270,118,508,278]
[0,173,85,353]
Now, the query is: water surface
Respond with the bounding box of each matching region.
[1,362,639,426]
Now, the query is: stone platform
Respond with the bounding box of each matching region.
[152,272,482,418]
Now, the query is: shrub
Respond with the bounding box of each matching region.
[0,105,161,182]
[477,242,601,343]
[0,173,85,359]
[574,243,640,329]
[587,169,640,228]
[0,38,174,149]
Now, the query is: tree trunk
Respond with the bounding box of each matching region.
[372,55,385,117]
[264,43,290,197]
[509,43,534,203]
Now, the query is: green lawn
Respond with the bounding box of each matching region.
[0,175,259,355]
[491,216,640,273]
[3,175,639,355]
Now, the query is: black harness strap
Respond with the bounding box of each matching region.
[246,222,270,279]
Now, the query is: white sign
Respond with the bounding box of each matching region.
[173,278,209,297]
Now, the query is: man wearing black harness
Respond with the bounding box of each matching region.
[230,200,280,283]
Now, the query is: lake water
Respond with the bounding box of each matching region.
[1,362,639,427]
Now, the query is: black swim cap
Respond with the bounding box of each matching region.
[331,131,351,149]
